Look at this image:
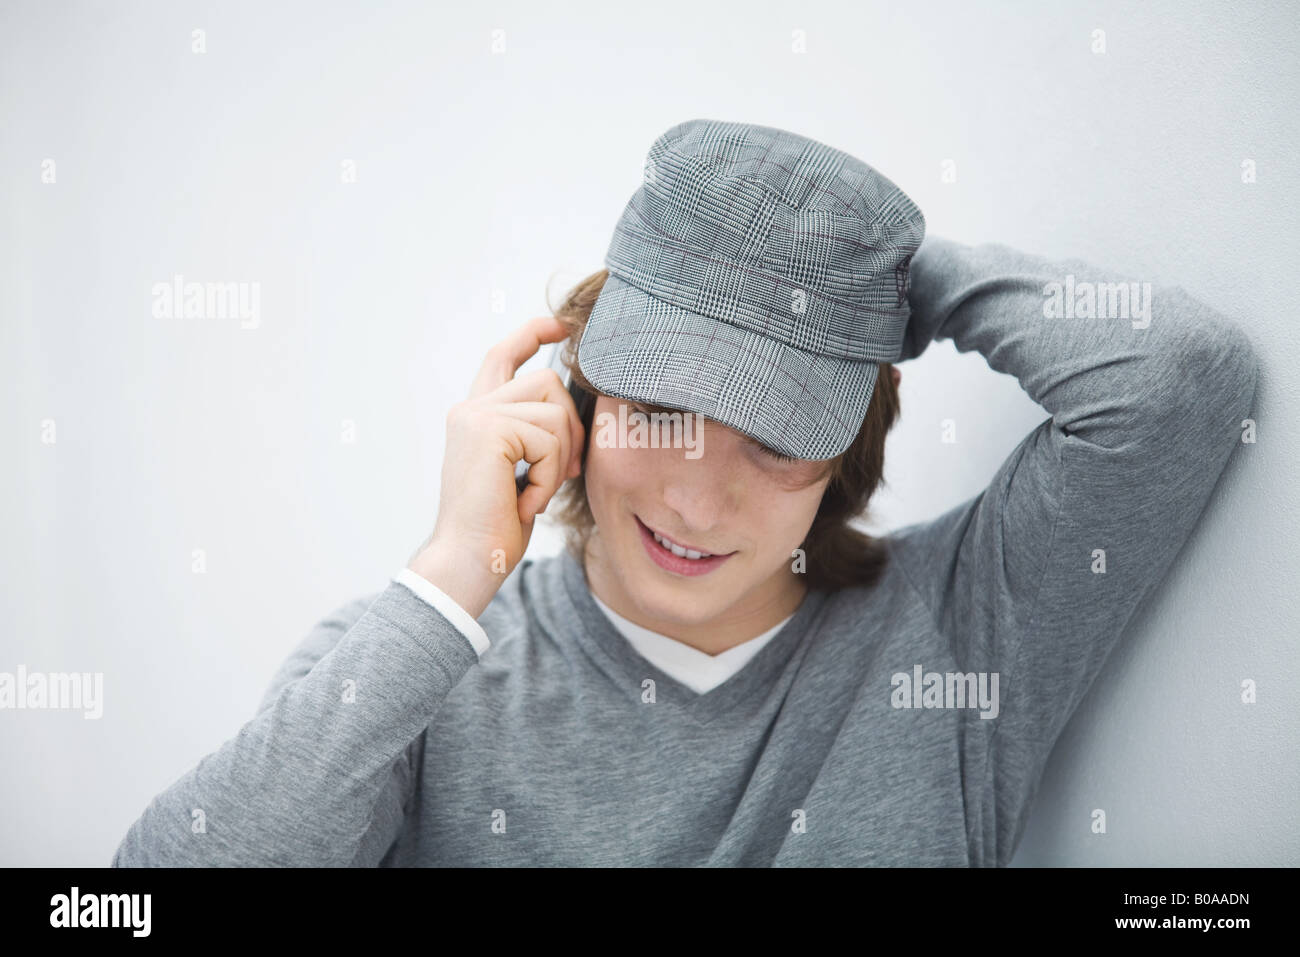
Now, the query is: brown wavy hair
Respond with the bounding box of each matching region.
[544,270,902,593]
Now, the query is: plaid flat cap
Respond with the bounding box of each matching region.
[577,118,925,461]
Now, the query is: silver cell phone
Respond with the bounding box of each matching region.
[514,342,595,495]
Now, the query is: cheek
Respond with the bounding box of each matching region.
[761,480,829,542]
[581,443,609,517]
[582,440,644,516]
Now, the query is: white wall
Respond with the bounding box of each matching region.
[1,0,1295,866]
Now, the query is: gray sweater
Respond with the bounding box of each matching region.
[111,237,1260,866]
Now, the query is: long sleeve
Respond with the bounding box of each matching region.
[391,567,491,657]
[887,236,1261,866]
[110,581,480,866]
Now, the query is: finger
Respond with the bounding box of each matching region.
[508,420,565,524]
[468,315,571,400]
[489,367,587,474]
[493,400,572,482]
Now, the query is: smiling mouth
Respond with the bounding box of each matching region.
[635,515,735,560]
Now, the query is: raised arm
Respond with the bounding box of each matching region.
[109,314,586,867]
[110,584,479,866]
[888,235,1260,865]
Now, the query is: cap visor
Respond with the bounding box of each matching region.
[576,274,879,460]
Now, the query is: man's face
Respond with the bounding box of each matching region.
[581,394,832,629]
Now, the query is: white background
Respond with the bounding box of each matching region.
[2,0,1296,866]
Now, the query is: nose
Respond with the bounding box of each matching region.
[657,419,743,536]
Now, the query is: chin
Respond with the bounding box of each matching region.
[626,581,723,626]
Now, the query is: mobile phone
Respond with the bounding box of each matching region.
[514,342,595,495]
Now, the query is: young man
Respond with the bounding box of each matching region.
[112,120,1259,866]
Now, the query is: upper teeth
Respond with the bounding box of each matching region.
[652,530,712,559]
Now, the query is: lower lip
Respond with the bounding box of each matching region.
[635,516,734,577]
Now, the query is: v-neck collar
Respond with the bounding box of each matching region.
[589,589,792,690]
[556,547,828,725]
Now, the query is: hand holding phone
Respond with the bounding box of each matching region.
[514,341,594,494]
[405,316,588,618]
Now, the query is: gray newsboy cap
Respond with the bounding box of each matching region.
[577,118,924,461]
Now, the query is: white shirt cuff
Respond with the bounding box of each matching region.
[391,567,491,659]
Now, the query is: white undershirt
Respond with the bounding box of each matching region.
[589,592,794,694]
